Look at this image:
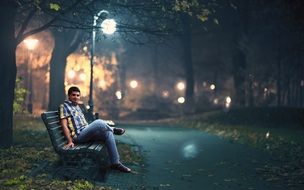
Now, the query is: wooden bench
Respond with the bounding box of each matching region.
[41,110,109,180]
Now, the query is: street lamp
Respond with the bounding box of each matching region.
[23,38,39,113]
[88,10,116,113]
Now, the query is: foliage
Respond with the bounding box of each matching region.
[13,78,27,114]
[50,3,61,11]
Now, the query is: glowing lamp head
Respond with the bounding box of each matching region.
[101,19,117,35]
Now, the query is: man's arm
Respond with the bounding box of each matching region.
[60,118,74,148]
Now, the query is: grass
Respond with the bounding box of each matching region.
[174,107,304,187]
[0,114,143,190]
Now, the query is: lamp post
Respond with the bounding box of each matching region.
[88,10,117,114]
[23,38,39,113]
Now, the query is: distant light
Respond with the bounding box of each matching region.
[23,38,39,50]
[83,46,88,52]
[177,97,185,104]
[68,70,76,79]
[176,82,185,91]
[98,80,106,89]
[213,98,218,105]
[101,19,117,35]
[129,80,138,89]
[266,131,270,139]
[86,105,90,110]
[264,88,268,92]
[202,81,207,87]
[115,90,122,100]
[79,72,86,81]
[226,96,232,104]
[162,90,169,98]
[210,84,216,90]
[225,96,231,108]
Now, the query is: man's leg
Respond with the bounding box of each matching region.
[75,119,119,164]
[75,119,131,172]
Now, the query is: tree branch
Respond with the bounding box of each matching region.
[16,0,86,45]
[15,8,37,42]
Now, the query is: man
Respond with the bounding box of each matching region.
[59,86,131,173]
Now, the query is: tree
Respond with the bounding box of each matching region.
[47,0,217,113]
[113,0,216,111]
[48,29,84,111]
[0,0,92,147]
[230,0,251,107]
[236,0,304,107]
[0,1,17,147]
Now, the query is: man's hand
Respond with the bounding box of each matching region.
[64,142,74,148]
[60,118,74,149]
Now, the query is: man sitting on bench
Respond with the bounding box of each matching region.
[59,86,131,173]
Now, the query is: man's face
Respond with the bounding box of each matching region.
[68,91,80,104]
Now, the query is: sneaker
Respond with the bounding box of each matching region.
[111,163,131,173]
[113,127,125,135]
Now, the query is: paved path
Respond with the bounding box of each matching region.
[106,125,291,190]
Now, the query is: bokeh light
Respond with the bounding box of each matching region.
[129,80,138,89]
[177,97,185,104]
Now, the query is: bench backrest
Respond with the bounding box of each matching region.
[41,111,66,153]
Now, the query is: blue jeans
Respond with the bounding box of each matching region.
[73,119,119,165]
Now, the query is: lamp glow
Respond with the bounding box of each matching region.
[176,81,185,91]
[130,80,138,89]
[79,73,86,81]
[115,90,122,100]
[226,96,232,104]
[101,19,117,35]
[210,84,216,90]
[178,97,185,104]
[162,90,169,98]
[68,70,76,79]
[23,38,39,50]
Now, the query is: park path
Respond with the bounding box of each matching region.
[106,125,289,190]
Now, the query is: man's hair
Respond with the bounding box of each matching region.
[68,86,81,95]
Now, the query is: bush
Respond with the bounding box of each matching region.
[13,78,27,114]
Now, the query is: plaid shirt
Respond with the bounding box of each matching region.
[59,100,88,137]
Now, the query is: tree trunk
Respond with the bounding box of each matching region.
[232,0,249,107]
[48,33,70,111]
[248,75,254,107]
[48,44,67,111]
[152,45,159,96]
[48,30,82,111]
[181,13,195,112]
[232,49,246,106]
[0,1,16,147]
[276,36,282,106]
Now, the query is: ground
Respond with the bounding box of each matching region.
[0,107,303,189]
